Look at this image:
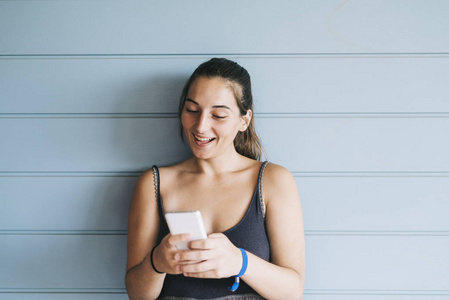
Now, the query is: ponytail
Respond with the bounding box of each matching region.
[234,120,264,160]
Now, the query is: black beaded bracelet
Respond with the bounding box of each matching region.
[150,245,165,274]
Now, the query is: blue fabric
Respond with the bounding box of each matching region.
[153,162,270,299]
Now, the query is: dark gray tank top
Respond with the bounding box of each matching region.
[152,161,270,299]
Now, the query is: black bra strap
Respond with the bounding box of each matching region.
[152,165,161,204]
[258,161,269,218]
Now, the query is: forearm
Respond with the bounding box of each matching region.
[242,252,304,300]
[125,252,166,300]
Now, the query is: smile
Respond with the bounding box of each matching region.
[193,134,216,143]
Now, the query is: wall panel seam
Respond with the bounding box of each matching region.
[1,230,448,236]
[0,289,126,294]
[2,113,449,119]
[0,289,448,295]
[2,172,449,177]
[0,230,127,235]
[1,53,449,59]
[304,289,449,295]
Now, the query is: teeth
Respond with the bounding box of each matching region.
[195,135,214,142]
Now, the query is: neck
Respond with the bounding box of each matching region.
[189,149,246,175]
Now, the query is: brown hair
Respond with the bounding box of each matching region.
[178,58,265,160]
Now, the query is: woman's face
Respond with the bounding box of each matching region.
[181,76,251,160]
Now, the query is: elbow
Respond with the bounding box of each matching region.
[271,268,304,300]
[289,282,304,300]
[291,269,305,300]
[288,285,304,300]
[271,267,304,300]
[124,275,134,299]
[125,274,140,300]
[125,273,159,300]
[297,272,305,300]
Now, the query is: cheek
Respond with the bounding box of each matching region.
[181,113,192,129]
[215,121,241,137]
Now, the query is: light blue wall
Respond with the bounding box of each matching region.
[1,1,449,299]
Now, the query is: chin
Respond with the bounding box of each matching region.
[191,149,213,160]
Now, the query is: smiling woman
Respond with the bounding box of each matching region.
[178,58,264,161]
[181,77,252,160]
[125,58,305,300]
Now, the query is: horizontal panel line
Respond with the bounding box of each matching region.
[291,172,449,177]
[0,230,127,235]
[0,288,447,295]
[0,288,126,294]
[0,113,178,119]
[2,172,449,178]
[1,52,449,59]
[2,113,449,119]
[0,171,142,177]
[258,113,449,118]
[1,230,447,236]
[305,231,449,236]
[305,289,449,295]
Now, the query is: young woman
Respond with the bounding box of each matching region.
[125,58,305,299]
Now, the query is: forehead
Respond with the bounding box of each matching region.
[186,77,237,107]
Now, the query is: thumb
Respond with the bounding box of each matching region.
[166,233,192,248]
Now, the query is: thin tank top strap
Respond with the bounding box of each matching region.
[257,161,269,218]
[151,165,164,218]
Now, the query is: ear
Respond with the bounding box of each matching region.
[239,109,252,132]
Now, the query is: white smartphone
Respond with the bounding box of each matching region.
[165,210,208,250]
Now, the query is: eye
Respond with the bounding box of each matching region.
[213,115,227,119]
[186,108,199,114]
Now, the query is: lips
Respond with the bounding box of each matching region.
[193,134,216,146]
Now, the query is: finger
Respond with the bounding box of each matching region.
[183,270,220,279]
[176,259,203,265]
[178,260,214,274]
[182,262,225,279]
[166,233,191,248]
[188,238,215,250]
[175,250,214,262]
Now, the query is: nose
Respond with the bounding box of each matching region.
[195,112,210,133]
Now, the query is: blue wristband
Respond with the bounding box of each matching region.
[228,248,248,292]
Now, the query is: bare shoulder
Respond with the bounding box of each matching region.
[133,167,157,200]
[139,167,157,183]
[263,163,297,191]
[263,163,299,206]
[127,168,159,227]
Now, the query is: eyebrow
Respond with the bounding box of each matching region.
[185,98,232,110]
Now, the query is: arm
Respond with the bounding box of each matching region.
[241,163,305,299]
[176,164,305,299]
[125,170,194,300]
[125,170,165,300]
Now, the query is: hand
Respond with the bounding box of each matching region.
[152,233,192,274]
[174,233,242,279]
